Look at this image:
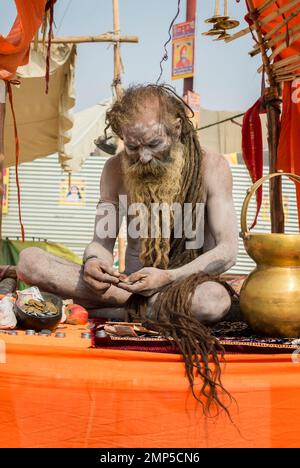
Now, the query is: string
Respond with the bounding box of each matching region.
[156,0,182,84]
[6,81,25,242]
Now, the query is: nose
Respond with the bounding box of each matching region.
[139,148,153,164]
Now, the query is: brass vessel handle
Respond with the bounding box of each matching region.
[241,172,300,235]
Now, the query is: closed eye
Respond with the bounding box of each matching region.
[148,141,161,148]
[126,144,139,151]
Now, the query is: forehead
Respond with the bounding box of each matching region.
[122,121,167,142]
[121,100,168,141]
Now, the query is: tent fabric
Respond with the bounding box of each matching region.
[0,0,46,80]
[4,44,77,170]
[4,42,113,172]
[199,108,267,154]
[0,327,300,448]
[249,0,300,225]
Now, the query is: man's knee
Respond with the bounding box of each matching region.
[191,281,231,324]
[17,247,45,283]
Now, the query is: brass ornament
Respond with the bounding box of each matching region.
[202,27,224,36]
[204,0,228,24]
[215,19,240,30]
[213,31,231,41]
[203,1,239,38]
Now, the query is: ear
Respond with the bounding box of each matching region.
[174,117,182,140]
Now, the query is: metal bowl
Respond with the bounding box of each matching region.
[14,292,63,332]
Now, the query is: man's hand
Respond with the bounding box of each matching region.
[83,258,120,293]
[117,267,173,297]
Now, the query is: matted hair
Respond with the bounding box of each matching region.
[107,84,233,418]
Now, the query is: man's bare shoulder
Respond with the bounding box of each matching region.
[100,152,125,201]
[102,152,124,176]
[201,147,232,194]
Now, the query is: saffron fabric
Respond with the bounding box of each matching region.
[250,0,300,226]
[0,325,299,448]
[0,0,46,80]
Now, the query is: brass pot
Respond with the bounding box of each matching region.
[240,172,300,338]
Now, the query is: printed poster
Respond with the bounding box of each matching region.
[59,178,86,207]
[172,20,195,80]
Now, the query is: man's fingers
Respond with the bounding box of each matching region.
[126,272,148,284]
[117,282,145,293]
[101,263,120,277]
[84,276,111,293]
[100,273,120,284]
[119,273,128,282]
[85,268,119,284]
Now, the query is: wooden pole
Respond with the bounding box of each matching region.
[183,0,196,96]
[112,0,125,273]
[247,0,284,233]
[0,80,6,244]
[34,33,139,44]
[113,0,123,100]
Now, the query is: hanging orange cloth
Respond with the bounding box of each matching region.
[277,82,300,228]
[248,0,300,227]
[0,0,47,80]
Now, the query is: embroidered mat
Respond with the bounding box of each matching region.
[91,320,300,355]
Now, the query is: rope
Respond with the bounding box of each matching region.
[6,81,25,242]
[45,0,57,94]
[196,112,245,131]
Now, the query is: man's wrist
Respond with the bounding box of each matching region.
[83,255,99,265]
[167,269,177,284]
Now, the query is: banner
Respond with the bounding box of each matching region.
[186,90,200,126]
[172,20,195,80]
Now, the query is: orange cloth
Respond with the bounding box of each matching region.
[0,0,46,80]
[251,0,300,225]
[0,326,300,448]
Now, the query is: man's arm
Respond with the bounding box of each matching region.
[83,156,122,290]
[170,154,238,282]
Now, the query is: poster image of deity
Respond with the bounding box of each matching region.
[59,178,86,207]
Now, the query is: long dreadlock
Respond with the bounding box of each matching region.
[105,84,233,417]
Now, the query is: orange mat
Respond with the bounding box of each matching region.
[0,325,299,448]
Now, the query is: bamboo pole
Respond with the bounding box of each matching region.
[225,26,252,43]
[0,80,6,244]
[258,0,277,13]
[247,0,284,233]
[274,60,300,77]
[33,33,139,44]
[112,0,126,273]
[250,9,300,57]
[113,0,123,100]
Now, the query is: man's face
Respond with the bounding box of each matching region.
[122,120,172,166]
[121,101,181,169]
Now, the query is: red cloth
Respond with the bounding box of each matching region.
[0,0,47,80]
[242,98,264,228]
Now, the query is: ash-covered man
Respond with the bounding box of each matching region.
[17,85,238,324]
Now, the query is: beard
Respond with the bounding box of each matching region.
[122,142,185,207]
[121,142,185,269]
